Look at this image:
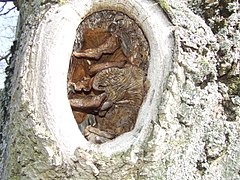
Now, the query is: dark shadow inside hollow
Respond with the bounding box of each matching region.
[67,10,150,144]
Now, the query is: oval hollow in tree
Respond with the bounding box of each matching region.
[30,0,173,155]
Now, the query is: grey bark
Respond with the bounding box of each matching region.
[0,0,240,179]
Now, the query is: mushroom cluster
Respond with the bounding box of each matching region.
[67,10,150,144]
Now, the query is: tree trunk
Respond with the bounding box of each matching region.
[1,0,239,179]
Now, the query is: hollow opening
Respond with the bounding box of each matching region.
[67,10,150,144]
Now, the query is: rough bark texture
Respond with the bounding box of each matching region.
[0,0,239,179]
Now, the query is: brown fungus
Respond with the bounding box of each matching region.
[67,10,150,144]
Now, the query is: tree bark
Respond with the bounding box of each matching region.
[1,0,239,179]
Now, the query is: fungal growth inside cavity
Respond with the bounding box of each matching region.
[67,10,150,144]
